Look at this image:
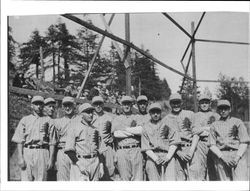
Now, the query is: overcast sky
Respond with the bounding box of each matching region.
[9,12,249,97]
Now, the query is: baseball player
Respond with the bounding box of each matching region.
[141,103,181,181]
[44,97,56,118]
[91,96,116,181]
[192,94,220,180]
[208,99,250,181]
[135,95,151,180]
[136,95,151,125]
[12,95,56,181]
[54,96,76,181]
[112,96,144,181]
[44,97,57,180]
[162,93,198,181]
[64,103,104,181]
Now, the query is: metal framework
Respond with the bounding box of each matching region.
[61,13,249,111]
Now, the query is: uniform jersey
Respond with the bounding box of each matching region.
[162,110,194,143]
[54,116,76,148]
[193,111,220,137]
[65,119,100,156]
[12,114,56,146]
[141,119,180,152]
[92,112,114,153]
[135,113,151,127]
[209,116,250,150]
[112,114,140,147]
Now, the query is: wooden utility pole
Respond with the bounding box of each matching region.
[191,22,198,112]
[40,46,44,82]
[125,13,131,96]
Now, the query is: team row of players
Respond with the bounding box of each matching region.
[12,93,250,181]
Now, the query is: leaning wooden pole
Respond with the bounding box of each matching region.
[191,22,198,112]
[125,13,132,96]
[40,46,44,82]
[76,14,115,98]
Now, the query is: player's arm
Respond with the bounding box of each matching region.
[17,143,26,170]
[113,130,134,138]
[125,126,143,135]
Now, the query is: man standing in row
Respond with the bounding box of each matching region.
[209,99,250,181]
[163,93,199,181]
[64,103,104,181]
[54,96,76,181]
[91,96,116,180]
[141,103,180,180]
[192,94,220,180]
[112,96,144,181]
[12,95,56,181]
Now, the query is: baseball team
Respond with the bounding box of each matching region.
[12,93,250,181]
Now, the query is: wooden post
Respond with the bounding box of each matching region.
[139,77,141,96]
[125,13,131,96]
[40,46,44,82]
[191,22,198,112]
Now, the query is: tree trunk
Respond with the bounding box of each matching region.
[57,48,60,84]
[52,52,55,84]
[64,56,69,81]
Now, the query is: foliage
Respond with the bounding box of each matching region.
[216,73,249,120]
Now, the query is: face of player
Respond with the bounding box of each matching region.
[93,101,104,114]
[170,100,182,114]
[32,102,44,116]
[44,103,56,117]
[150,109,161,122]
[82,109,94,123]
[218,106,231,120]
[199,99,210,112]
[137,101,148,114]
[122,101,132,114]
[63,103,75,116]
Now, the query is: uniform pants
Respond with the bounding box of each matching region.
[21,148,49,181]
[101,146,116,181]
[70,157,100,181]
[188,141,209,181]
[207,150,218,180]
[116,147,143,181]
[213,150,248,181]
[146,152,176,181]
[56,149,71,181]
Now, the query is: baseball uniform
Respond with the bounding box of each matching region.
[64,119,102,181]
[163,110,195,181]
[112,114,143,181]
[12,114,56,181]
[92,112,116,180]
[192,111,221,181]
[54,116,76,181]
[141,118,181,180]
[208,116,250,180]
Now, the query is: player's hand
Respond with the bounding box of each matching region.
[162,156,171,165]
[76,161,88,176]
[231,155,241,167]
[176,150,191,162]
[220,155,235,168]
[99,163,104,178]
[155,157,164,165]
[186,150,194,160]
[18,157,26,170]
[47,159,53,170]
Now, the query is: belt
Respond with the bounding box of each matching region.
[180,142,191,147]
[77,153,98,159]
[153,148,168,153]
[221,148,237,151]
[117,144,140,150]
[57,146,64,150]
[24,145,48,149]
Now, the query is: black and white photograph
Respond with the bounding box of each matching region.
[1,1,250,191]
